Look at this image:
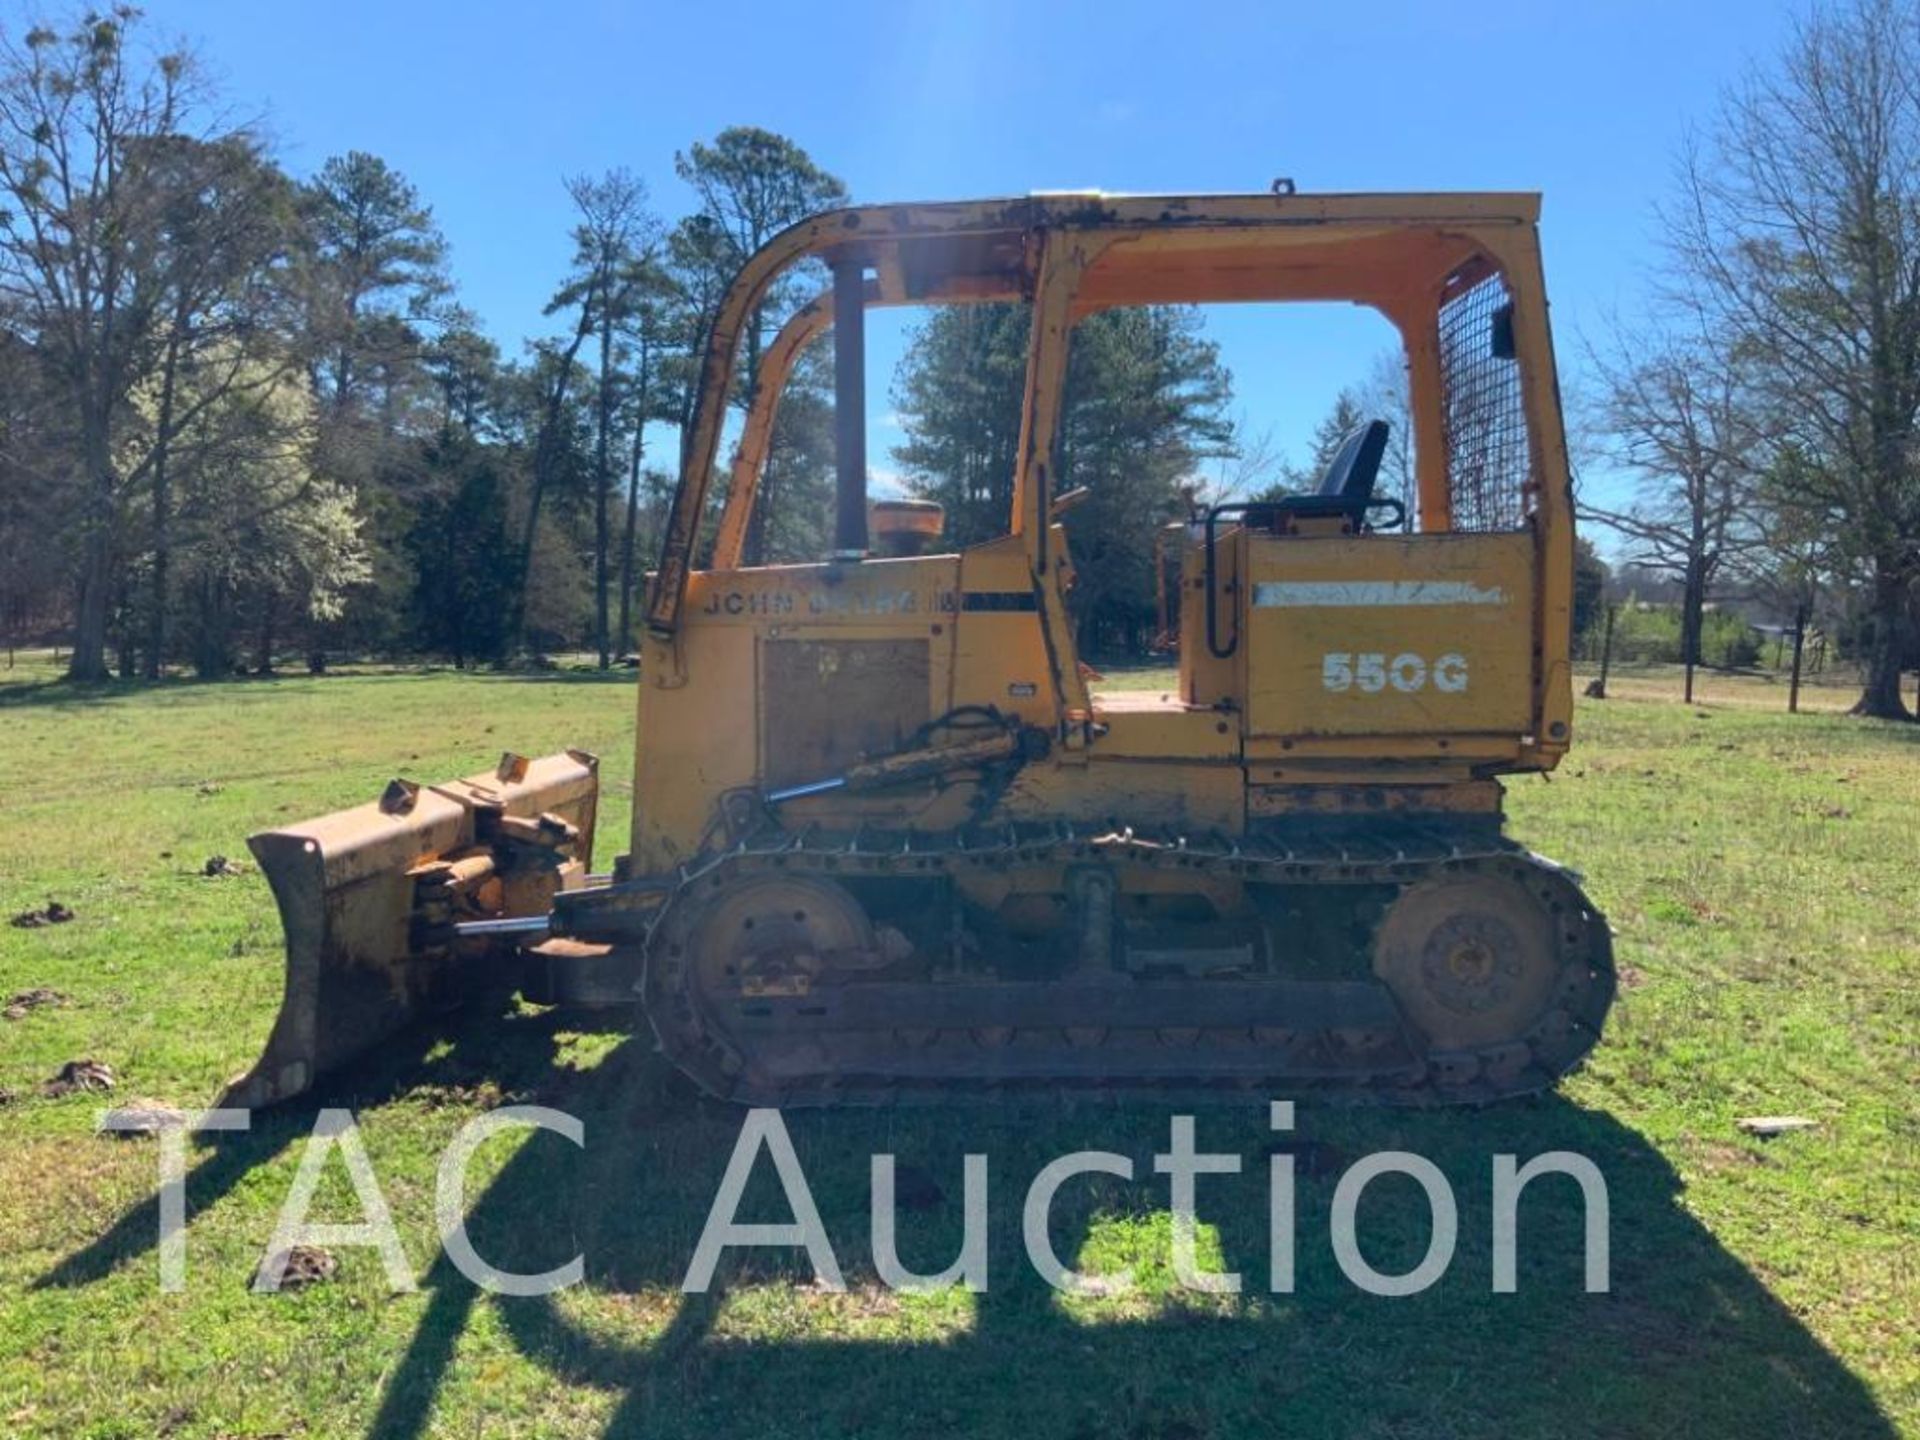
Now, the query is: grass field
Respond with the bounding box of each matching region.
[1,651,1916,1439]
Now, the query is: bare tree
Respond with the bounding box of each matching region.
[1669,0,1920,718]
[1356,351,1416,519]
[0,9,203,679]
[0,324,65,657]
[1581,321,1761,702]
[1732,445,1851,711]
[1753,536,1831,714]
[1204,418,1286,503]
[1249,352,1415,518]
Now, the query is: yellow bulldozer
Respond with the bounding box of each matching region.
[224,190,1614,1110]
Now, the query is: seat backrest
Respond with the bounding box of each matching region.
[1317,420,1391,504]
[1233,418,1395,539]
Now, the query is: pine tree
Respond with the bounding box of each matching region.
[893,304,1234,653]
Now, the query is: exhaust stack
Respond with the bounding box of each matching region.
[832,255,868,560]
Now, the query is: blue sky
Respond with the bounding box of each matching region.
[139,0,1801,499]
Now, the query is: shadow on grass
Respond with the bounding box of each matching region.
[374,1025,1904,1439]
[0,670,358,713]
[39,1002,1900,1440]
[0,661,634,711]
[478,668,641,685]
[29,1006,589,1291]
[0,673,170,710]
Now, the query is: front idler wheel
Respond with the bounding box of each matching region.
[1372,871,1560,1056]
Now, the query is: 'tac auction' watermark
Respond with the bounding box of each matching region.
[102,1101,1610,1297]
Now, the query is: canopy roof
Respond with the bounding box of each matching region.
[810,191,1540,311]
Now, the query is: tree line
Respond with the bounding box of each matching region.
[13,4,1915,718]
[1580,0,1920,720]
[0,7,1246,678]
[0,9,860,680]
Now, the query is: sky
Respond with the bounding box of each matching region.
[133,0,1804,503]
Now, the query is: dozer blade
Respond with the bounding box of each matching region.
[220,750,599,1110]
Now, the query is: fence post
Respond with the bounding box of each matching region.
[1788,602,1808,715]
[1584,603,1618,700]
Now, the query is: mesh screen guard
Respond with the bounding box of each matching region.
[1437,266,1532,533]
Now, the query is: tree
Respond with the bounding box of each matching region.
[0,9,207,678]
[890,303,1032,546]
[504,173,671,659]
[757,342,837,563]
[1058,307,1235,650]
[547,169,656,667]
[1256,354,1414,517]
[1573,536,1609,644]
[893,303,1235,653]
[297,150,450,666]
[161,354,368,675]
[1736,444,1848,712]
[1260,391,1365,500]
[613,260,677,656]
[661,212,733,446]
[126,133,298,676]
[1581,323,1760,702]
[406,429,514,666]
[0,327,65,658]
[1669,0,1920,718]
[1354,353,1416,518]
[299,150,449,420]
[513,326,593,649]
[673,127,847,563]
[499,341,594,650]
[423,318,501,435]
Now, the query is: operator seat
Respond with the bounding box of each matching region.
[1318,420,1391,508]
[1259,420,1394,530]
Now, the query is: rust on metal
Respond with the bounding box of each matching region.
[221,751,598,1110]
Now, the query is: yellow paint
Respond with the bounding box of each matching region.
[629,191,1580,873]
[1243,533,1535,738]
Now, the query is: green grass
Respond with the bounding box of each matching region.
[1,651,1915,1439]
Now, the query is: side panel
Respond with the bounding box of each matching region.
[633,556,963,869]
[1009,757,1245,832]
[760,638,931,787]
[1176,531,1238,709]
[635,622,758,870]
[951,535,1056,724]
[1244,533,1535,739]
